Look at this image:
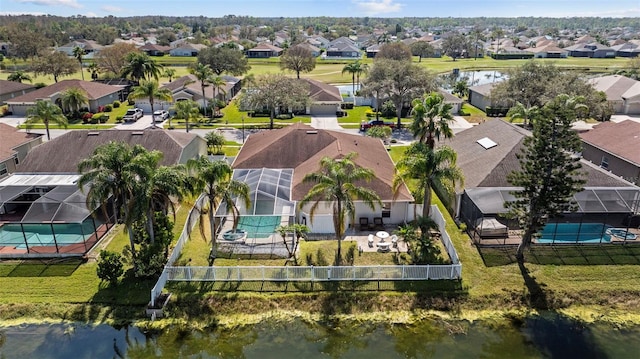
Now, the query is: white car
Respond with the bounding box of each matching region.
[123,108,144,122]
[153,110,169,122]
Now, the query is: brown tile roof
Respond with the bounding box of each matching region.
[441,119,633,189]
[162,74,236,100]
[300,78,342,102]
[232,123,413,202]
[580,120,640,166]
[5,80,121,104]
[0,123,41,162]
[0,80,35,96]
[17,129,202,173]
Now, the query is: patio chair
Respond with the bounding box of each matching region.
[373,217,384,230]
[391,234,398,248]
[359,217,369,231]
[368,234,375,248]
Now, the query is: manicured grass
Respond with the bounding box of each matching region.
[340,106,372,123]
[460,103,489,123]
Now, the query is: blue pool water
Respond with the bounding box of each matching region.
[537,223,612,244]
[237,216,281,239]
[0,220,99,248]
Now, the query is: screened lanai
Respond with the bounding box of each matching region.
[214,168,297,258]
[0,183,113,258]
[459,187,640,245]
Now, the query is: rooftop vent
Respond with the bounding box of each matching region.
[306,130,318,134]
[87,131,100,136]
[477,137,498,149]
[132,131,145,136]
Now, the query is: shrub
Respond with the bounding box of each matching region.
[34,82,47,89]
[127,99,135,106]
[96,250,124,286]
[104,104,113,112]
[115,116,123,123]
[112,101,121,108]
[381,100,396,118]
[82,112,94,120]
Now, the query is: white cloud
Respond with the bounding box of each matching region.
[0,11,47,15]
[16,0,82,9]
[353,0,403,15]
[84,11,97,17]
[101,5,123,13]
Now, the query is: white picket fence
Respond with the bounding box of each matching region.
[150,204,462,307]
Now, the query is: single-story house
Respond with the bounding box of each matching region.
[565,43,616,58]
[231,123,414,234]
[528,44,569,58]
[325,38,361,58]
[5,80,123,116]
[0,129,206,258]
[245,43,283,58]
[366,44,381,58]
[611,43,640,58]
[145,74,241,114]
[439,90,464,114]
[139,43,171,56]
[437,119,639,243]
[468,83,498,112]
[169,43,207,57]
[301,78,343,116]
[0,123,42,179]
[294,43,321,57]
[580,120,640,185]
[588,75,640,115]
[56,39,103,56]
[0,80,36,105]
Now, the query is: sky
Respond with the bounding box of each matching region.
[1,0,639,18]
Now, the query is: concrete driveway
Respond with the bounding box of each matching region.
[310,116,342,130]
[114,115,156,130]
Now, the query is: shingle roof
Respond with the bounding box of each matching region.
[440,119,633,190]
[580,120,640,166]
[232,123,413,202]
[0,80,35,96]
[589,75,640,102]
[0,123,41,162]
[250,43,283,52]
[17,129,201,173]
[468,82,496,96]
[5,80,121,104]
[162,74,237,100]
[300,78,342,102]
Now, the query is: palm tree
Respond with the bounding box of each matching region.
[189,63,214,117]
[127,80,173,128]
[507,101,539,128]
[210,76,227,116]
[394,143,463,218]
[299,152,381,264]
[185,156,250,258]
[88,63,100,80]
[121,52,163,83]
[78,143,155,271]
[72,46,85,81]
[163,68,176,82]
[172,99,200,133]
[342,61,360,98]
[60,87,89,114]
[7,70,32,83]
[24,100,67,141]
[354,61,369,89]
[410,92,455,149]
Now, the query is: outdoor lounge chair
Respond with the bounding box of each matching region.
[359,217,369,231]
[368,234,375,248]
[374,217,384,230]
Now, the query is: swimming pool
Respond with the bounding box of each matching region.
[0,220,101,249]
[237,216,281,239]
[537,223,612,244]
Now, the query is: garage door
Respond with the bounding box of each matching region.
[310,104,337,116]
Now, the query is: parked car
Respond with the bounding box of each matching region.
[153,110,169,122]
[123,108,144,122]
[360,119,396,131]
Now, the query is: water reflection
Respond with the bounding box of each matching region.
[1,313,639,358]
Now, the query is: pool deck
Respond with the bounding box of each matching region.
[0,224,109,257]
[473,228,640,246]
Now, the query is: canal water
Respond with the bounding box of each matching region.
[1,312,638,358]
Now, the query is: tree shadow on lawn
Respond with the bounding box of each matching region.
[477,244,640,267]
[0,258,84,277]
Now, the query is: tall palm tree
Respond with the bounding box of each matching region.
[342,61,360,97]
[172,99,200,133]
[394,143,463,218]
[210,76,227,116]
[410,92,455,149]
[299,152,381,264]
[121,52,163,83]
[185,156,250,258]
[24,100,68,141]
[354,61,369,89]
[507,101,539,128]
[60,87,89,114]
[7,70,32,83]
[72,46,85,81]
[163,68,176,82]
[78,143,155,271]
[189,63,214,117]
[127,80,173,128]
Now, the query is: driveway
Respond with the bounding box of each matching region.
[310,116,342,130]
[114,115,156,130]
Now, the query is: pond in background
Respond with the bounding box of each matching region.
[442,70,507,89]
[1,312,638,358]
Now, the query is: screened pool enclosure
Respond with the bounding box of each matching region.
[0,183,113,258]
[214,168,297,258]
[459,187,640,245]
